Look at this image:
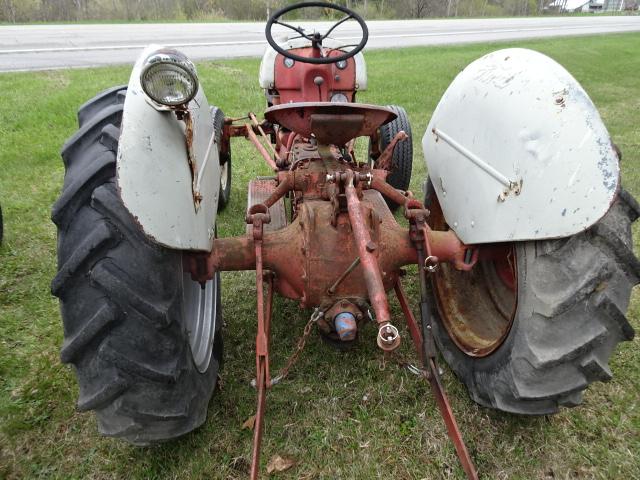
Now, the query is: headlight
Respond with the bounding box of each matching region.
[336,59,348,70]
[140,48,198,107]
[331,92,349,103]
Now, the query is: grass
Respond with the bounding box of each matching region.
[1,32,639,479]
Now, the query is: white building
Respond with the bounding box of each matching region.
[549,0,627,11]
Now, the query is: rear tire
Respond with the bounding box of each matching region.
[425,179,639,414]
[52,88,223,444]
[77,85,127,127]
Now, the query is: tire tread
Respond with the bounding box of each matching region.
[53,88,221,444]
[431,185,638,415]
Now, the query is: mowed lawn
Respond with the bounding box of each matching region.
[1,33,639,479]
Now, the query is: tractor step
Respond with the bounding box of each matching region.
[246,179,288,234]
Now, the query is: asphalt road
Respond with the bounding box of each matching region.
[1,16,639,72]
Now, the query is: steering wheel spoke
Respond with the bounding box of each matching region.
[321,13,354,40]
[265,1,368,66]
[273,19,315,42]
[328,44,361,51]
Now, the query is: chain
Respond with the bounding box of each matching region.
[252,308,322,388]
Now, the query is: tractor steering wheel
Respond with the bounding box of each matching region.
[265,1,369,65]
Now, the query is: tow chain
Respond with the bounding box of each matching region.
[251,308,322,388]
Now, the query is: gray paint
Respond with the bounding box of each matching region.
[423,48,619,244]
[117,45,221,251]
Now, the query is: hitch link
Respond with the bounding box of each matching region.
[342,170,400,352]
[247,204,272,480]
[400,207,479,480]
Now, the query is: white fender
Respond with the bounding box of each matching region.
[117,46,220,251]
[423,48,619,244]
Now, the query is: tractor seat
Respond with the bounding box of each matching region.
[264,102,396,146]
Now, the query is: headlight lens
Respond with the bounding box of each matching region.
[336,59,348,70]
[140,49,198,107]
[331,92,349,103]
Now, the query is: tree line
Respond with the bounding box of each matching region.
[0,0,556,23]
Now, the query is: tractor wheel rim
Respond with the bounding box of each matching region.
[433,245,517,357]
[427,184,517,358]
[220,161,228,191]
[182,267,218,373]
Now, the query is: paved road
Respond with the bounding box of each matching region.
[1,16,639,72]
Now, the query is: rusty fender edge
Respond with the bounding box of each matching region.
[117,45,222,252]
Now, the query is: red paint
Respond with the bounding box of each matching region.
[273,49,356,104]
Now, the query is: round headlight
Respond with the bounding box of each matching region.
[331,92,349,103]
[336,59,348,70]
[140,48,198,107]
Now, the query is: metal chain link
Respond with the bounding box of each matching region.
[270,307,322,385]
[252,308,322,388]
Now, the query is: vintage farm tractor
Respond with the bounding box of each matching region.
[52,2,638,478]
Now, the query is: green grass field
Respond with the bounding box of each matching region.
[1,33,639,479]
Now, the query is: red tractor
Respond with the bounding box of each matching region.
[52,3,638,478]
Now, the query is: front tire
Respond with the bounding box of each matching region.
[425,179,639,414]
[213,107,231,211]
[370,105,413,209]
[51,87,223,444]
